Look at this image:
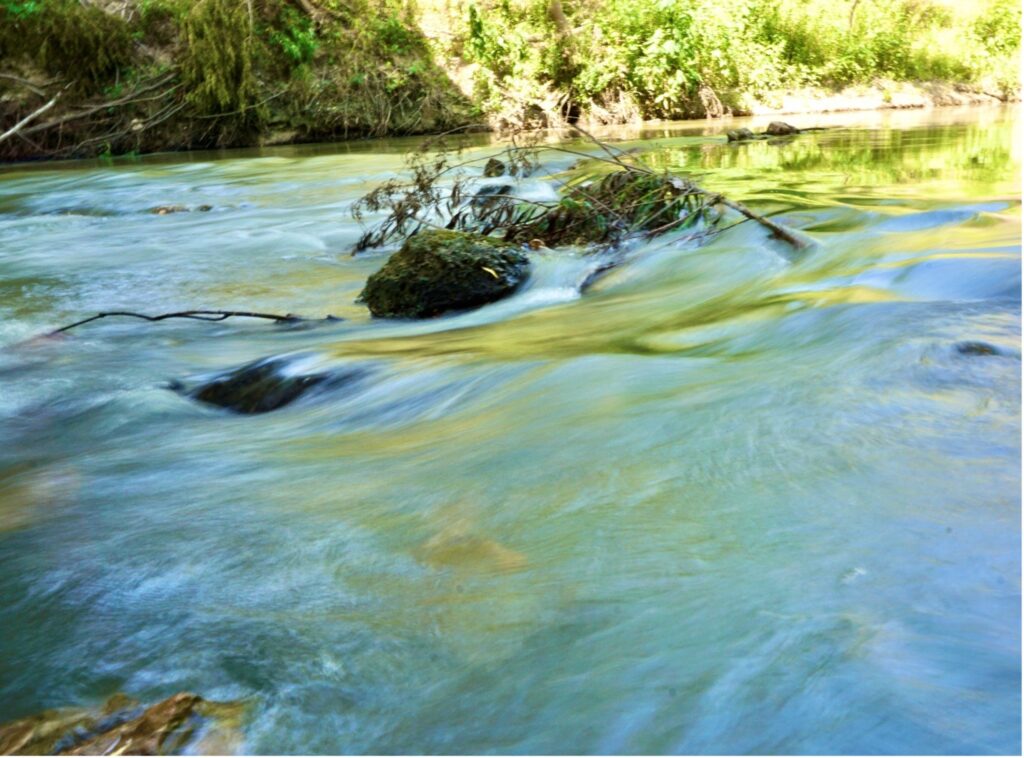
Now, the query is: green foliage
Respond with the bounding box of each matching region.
[267,5,318,64]
[974,0,1022,56]
[448,0,1021,121]
[1,1,42,18]
[373,12,425,56]
[0,0,135,87]
[180,0,260,118]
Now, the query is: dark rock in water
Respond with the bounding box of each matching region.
[765,121,800,135]
[189,357,329,414]
[359,230,530,318]
[471,183,515,207]
[482,157,506,177]
[149,205,213,215]
[727,128,756,142]
[0,692,245,755]
[955,340,1002,356]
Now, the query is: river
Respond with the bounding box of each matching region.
[0,105,1019,754]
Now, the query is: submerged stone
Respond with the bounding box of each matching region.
[360,230,530,318]
[0,692,244,756]
[955,340,1002,356]
[188,357,329,414]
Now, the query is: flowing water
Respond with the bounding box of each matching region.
[0,106,1019,754]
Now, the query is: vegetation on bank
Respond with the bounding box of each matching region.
[449,0,1021,125]
[0,0,1019,160]
[0,0,475,160]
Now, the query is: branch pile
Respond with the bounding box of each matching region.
[352,126,808,253]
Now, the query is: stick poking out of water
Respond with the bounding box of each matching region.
[49,310,307,335]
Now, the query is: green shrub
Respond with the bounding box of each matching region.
[0,0,135,87]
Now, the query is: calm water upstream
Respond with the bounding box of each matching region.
[0,106,1019,754]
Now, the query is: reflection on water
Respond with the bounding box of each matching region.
[0,106,1020,754]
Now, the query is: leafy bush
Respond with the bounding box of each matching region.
[445,0,1021,121]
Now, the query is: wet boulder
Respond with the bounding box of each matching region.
[765,121,800,136]
[482,157,506,177]
[727,128,756,142]
[186,357,329,414]
[359,230,530,318]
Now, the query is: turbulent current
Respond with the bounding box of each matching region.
[0,106,1019,754]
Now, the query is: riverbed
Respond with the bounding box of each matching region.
[0,105,1019,754]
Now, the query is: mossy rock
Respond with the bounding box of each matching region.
[360,231,530,318]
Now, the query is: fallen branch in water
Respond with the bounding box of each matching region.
[351,122,810,253]
[49,310,312,335]
[705,195,809,249]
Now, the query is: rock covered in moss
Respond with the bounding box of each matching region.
[359,230,530,318]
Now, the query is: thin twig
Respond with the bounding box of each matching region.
[21,73,177,137]
[50,310,306,335]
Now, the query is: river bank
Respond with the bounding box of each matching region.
[0,0,1019,163]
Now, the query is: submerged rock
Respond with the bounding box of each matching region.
[149,204,213,215]
[0,692,244,756]
[416,519,527,574]
[183,357,368,414]
[187,357,329,414]
[360,230,530,318]
[955,340,1003,356]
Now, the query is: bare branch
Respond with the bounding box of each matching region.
[49,310,315,335]
[0,89,63,146]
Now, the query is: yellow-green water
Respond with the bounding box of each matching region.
[0,106,1019,754]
